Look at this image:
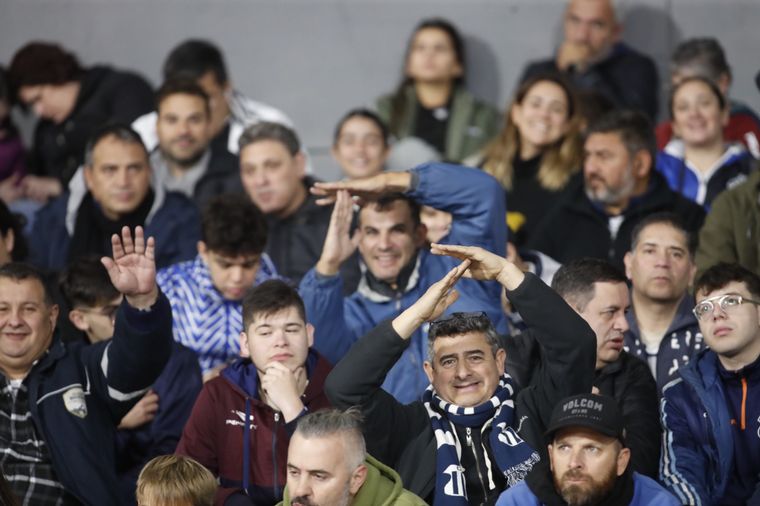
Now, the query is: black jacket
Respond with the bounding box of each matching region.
[325,273,596,502]
[190,148,242,208]
[527,171,705,271]
[595,351,660,478]
[520,42,659,120]
[30,65,153,186]
[265,176,360,294]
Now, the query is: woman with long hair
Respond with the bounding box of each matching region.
[477,74,583,246]
[657,75,756,209]
[376,18,499,164]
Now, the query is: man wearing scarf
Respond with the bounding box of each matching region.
[325,245,597,505]
[28,123,200,271]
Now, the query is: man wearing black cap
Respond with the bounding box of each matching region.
[496,393,679,505]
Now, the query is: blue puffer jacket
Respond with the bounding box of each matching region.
[299,162,507,403]
[496,473,680,505]
[28,184,200,271]
[660,349,760,505]
[656,140,756,210]
[28,293,173,505]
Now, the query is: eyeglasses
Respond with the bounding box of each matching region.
[428,311,489,336]
[692,294,760,321]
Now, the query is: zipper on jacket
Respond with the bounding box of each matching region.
[273,412,281,498]
[465,427,488,500]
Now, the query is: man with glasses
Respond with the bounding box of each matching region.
[660,262,760,505]
[326,245,596,504]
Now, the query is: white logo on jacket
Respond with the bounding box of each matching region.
[63,387,88,418]
[225,409,256,430]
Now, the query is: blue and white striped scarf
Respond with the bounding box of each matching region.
[423,373,540,505]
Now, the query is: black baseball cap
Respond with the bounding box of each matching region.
[545,394,626,443]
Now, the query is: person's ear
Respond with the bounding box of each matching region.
[294,152,306,179]
[423,361,435,383]
[349,464,368,495]
[239,331,250,358]
[496,348,506,376]
[616,447,631,476]
[632,150,652,178]
[68,309,90,332]
[197,241,208,260]
[623,251,633,280]
[306,323,315,348]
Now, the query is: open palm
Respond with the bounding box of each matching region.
[101,226,156,297]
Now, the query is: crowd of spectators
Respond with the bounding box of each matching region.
[0,0,759,505]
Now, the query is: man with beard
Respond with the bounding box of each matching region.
[153,79,240,206]
[277,408,426,506]
[623,213,704,393]
[496,393,679,505]
[528,110,704,272]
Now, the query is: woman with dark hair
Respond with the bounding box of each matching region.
[474,74,583,246]
[657,76,757,209]
[376,18,499,164]
[331,108,389,180]
[0,198,27,263]
[7,41,153,202]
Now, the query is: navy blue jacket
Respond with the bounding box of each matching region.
[28,187,200,271]
[115,342,202,505]
[660,350,760,505]
[27,292,173,505]
[625,295,705,393]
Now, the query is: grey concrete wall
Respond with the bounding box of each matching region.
[2,0,759,180]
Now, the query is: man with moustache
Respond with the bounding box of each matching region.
[496,393,679,505]
[153,79,240,206]
[528,110,704,272]
[623,213,704,393]
[551,259,660,478]
[660,263,760,506]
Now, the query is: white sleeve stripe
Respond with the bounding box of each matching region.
[99,340,150,402]
[100,342,111,378]
[660,394,701,505]
[107,385,149,402]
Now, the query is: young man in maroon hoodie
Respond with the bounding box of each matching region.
[177,280,332,506]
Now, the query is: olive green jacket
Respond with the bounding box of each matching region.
[696,169,760,277]
[277,455,426,506]
[377,84,500,163]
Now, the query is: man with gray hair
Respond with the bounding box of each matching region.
[238,121,359,291]
[28,123,200,271]
[278,408,426,506]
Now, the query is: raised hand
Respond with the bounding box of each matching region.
[430,243,524,290]
[315,190,359,276]
[311,172,411,206]
[392,259,470,339]
[101,226,159,309]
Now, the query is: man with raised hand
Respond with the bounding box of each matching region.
[325,244,595,504]
[0,226,172,505]
[301,162,507,403]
